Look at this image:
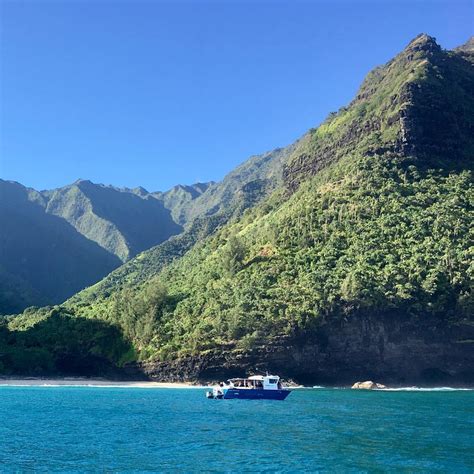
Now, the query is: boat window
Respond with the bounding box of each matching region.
[269,379,278,384]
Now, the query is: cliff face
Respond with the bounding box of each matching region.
[283,34,474,192]
[395,36,474,164]
[131,312,474,385]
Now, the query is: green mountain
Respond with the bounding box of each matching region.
[2,34,473,384]
[151,145,296,227]
[63,144,297,306]
[152,182,213,225]
[176,145,298,225]
[0,180,122,313]
[0,179,183,312]
[0,143,293,314]
[44,179,182,262]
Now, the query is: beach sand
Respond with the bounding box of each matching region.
[0,378,207,388]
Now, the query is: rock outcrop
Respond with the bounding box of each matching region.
[351,381,386,390]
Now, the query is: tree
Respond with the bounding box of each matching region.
[222,235,246,275]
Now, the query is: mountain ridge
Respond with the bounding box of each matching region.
[0,140,294,312]
[283,33,474,192]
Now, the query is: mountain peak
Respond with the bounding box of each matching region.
[453,36,474,53]
[131,186,149,196]
[404,33,441,55]
[284,31,473,192]
[73,178,94,187]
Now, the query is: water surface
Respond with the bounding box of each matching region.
[0,386,472,472]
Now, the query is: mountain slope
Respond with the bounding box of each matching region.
[121,34,472,383]
[4,34,474,383]
[65,144,297,307]
[45,180,182,261]
[454,36,474,54]
[0,180,122,312]
[0,141,293,314]
[152,182,213,225]
[179,145,298,224]
[0,179,183,312]
[284,34,474,191]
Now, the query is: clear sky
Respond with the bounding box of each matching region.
[1,0,472,192]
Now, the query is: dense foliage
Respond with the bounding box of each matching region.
[0,307,133,375]
[93,153,473,360]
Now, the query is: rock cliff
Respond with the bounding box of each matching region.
[130,312,474,385]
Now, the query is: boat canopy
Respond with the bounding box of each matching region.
[226,375,281,390]
[228,375,280,381]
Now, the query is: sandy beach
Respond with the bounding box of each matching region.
[0,378,207,388]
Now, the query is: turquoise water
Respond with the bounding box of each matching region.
[0,387,472,472]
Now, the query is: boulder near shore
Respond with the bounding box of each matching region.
[351,381,387,390]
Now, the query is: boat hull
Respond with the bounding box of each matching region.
[222,388,291,400]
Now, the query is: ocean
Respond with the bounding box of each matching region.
[0,386,472,472]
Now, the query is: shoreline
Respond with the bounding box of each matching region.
[0,377,472,390]
[0,377,205,388]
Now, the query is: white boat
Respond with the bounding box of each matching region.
[206,374,291,400]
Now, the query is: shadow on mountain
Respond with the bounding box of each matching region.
[0,180,122,311]
[0,308,138,378]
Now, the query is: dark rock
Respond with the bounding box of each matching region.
[129,313,474,385]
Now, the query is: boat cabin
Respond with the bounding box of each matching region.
[225,375,282,390]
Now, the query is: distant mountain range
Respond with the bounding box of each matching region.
[0,179,176,312]
[1,34,473,385]
[1,143,294,313]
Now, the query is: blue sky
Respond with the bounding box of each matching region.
[1,0,472,192]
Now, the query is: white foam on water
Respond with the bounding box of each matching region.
[378,386,473,391]
[0,382,209,389]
